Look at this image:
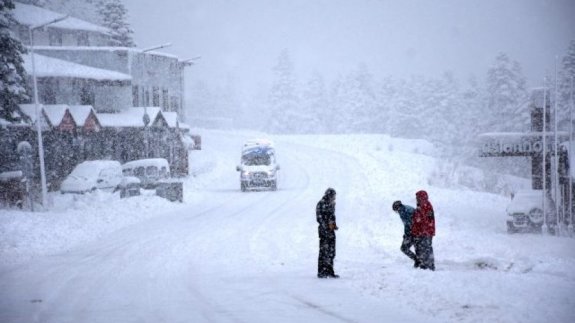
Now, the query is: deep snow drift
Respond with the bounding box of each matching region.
[1,129,574,322]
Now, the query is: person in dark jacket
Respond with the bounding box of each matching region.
[392,200,418,267]
[411,190,435,271]
[316,187,339,278]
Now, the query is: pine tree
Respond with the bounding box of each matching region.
[484,53,530,178]
[347,64,377,133]
[485,52,528,132]
[373,76,396,134]
[428,72,461,156]
[301,71,328,133]
[268,49,299,133]
[0,0,29,123]
[98,0,135,47]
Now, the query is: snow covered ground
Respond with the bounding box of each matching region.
[1,129,574,322]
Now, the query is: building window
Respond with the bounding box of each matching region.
[132,85,139,107]
[77,32,89,46]
[152,87,160,107]
[49,30,63,46]
[80,84,95,106]
[40,78,58,104]
[162,89,169,109]
[170,96,180,112]
[144,89,150,107]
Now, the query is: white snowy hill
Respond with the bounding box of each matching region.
[1,129,573,322]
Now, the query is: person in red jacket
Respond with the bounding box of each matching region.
[411,190,435,271]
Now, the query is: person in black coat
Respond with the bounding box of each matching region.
[316,187,339,278]
[392,200,418,267]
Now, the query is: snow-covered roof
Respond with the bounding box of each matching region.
[243,138,274,149]
[179,122,191,131]
[33,46,179,59]
[68,105,95,127]
[162,112,179,128]
[13,3,111,34]
[42,104,69,126]
[18,104,51,129]
[0,171,23,182]
[98,107,162,128]
[18,104,42,124]
[23,54,132,81]
[122,158,169,169]
[479,132,570,138]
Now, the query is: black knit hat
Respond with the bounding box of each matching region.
[325,187,336,197]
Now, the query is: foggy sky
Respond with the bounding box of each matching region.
[123,0,575,93]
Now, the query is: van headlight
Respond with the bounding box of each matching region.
[241,171,251,178]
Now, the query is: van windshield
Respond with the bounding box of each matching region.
[242,152,271,166]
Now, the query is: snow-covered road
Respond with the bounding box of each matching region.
[1,130,574,322]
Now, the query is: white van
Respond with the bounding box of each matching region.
[122,158,170,189]
[236,139,280,191]
[60,160,123,194]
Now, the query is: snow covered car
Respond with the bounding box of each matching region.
[506,190,545,233]
[236,139,280,191]
[60,160,123,194]
[121,158,170,189]
[118,176,141,198]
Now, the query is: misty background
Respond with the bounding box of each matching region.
[26,0,575,182]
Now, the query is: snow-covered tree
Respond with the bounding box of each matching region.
[387,76,428,139]
[97,0,135,47]
[300,71,328,133]
[373,76,396,134]
[328,65,378,134]
[347,64,377,133]
[267,49,299,133]
[426,72,461,156]
[485,52,528,132]
[0,0,29,122]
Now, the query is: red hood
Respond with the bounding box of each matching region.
[416,190,428,204]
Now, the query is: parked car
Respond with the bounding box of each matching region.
[118,176,141,198]
[236,139,280,192]
[122,158,170,189]
[60,160,123,194]
[506,190,547,233]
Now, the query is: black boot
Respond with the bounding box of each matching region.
[414,260,421,268]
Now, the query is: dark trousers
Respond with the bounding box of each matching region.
[414,236,435,270]
[318,233,336,276]
[400,234,417,262]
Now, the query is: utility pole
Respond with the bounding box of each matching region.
[29,14,69,209]
[542,83,548,234]
[570,77,574,234]
[554,57,561,234]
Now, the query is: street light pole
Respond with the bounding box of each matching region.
[140,43,171,158]
[28,14,68,208]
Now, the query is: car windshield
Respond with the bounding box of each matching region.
[242,151,271,166]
